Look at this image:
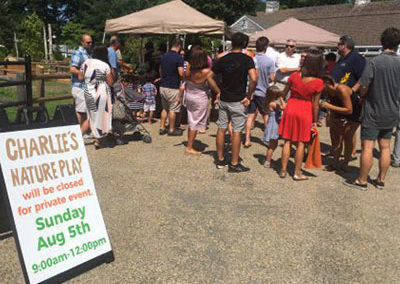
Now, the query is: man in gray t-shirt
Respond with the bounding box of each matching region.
[345,28,400,190]
[244,36,276,147]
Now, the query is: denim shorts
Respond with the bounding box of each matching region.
[217,101,247,132]
[248,96,265,115]
[361,127,393,140]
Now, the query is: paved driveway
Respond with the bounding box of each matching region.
[1,122,399,283]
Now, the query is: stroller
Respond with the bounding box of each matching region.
[112,82,152,143]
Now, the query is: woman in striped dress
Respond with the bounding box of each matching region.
[79,46,115,149]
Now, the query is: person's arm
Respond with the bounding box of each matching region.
[312,92,322,128]
[278,67,299,74]
[358,60,373,101]
[277,96,286,110]
[269,72,275,85]
[281,82,291,98]
[76,67,84,82]
[321,85,352,115]
[177,66,184,80]
[242,68,257,107]
[351,81,361,93]
[184,62,191,80]
[206,70,221,96]
[106,71,114,87]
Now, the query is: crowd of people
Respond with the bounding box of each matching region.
[69,27,400,190]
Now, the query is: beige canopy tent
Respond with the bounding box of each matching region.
[104,0,225,35]
[249,18,340,48]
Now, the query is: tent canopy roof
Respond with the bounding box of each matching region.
[249,18,340,47]
[105,0,225,35]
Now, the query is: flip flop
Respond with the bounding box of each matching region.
[293,174,309,181]
[244,143,252,148]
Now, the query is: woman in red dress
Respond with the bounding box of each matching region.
[279,52,324,180]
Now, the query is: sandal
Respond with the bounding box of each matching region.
[244,143,252,148]
[279,170,287,179]
[293,174,309,181]
[264,161,271,168]
[94,141,104,150]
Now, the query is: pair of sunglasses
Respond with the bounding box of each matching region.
[286,45,296,48]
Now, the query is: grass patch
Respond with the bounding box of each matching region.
[0,80,73,122]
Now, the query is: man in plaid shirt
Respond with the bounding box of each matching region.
[70,34,92,130]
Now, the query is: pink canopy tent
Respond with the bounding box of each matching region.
[249,18,340,47]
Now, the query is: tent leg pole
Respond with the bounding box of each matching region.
[222,35,225,52]
[141,36,144,64]
[183,34,186,49]
[102,31,106,44]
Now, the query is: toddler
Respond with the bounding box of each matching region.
[142,74,157,124]
[263,86,286,168]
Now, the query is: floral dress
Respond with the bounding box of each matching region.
[82,59,113,138]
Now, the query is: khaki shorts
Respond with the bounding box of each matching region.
[160,87,181,112]
[71,87,87,113]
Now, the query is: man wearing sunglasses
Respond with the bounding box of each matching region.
[70,34,93,130]
[275,39,301,88]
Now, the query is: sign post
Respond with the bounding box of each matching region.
[0,125,114,284]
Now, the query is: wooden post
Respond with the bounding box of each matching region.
[35,65,45,107]
[16,72,26,103]
[48,24,54,61]
[43,25,48,61]
[14,33,19,59]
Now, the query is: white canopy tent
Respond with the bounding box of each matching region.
[249,18,340,48]
[104,0,225,35]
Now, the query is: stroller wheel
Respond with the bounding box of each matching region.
[142,135,152,144]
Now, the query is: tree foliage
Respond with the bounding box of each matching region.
[20,13,44,60]
[61,22,94,49]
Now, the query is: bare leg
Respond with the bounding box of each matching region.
[168,111,177,133]
[358,139,375,184]
[294,141,305,177]
[175,109,182,129]
[343,121,359,167]
[244,113,255,147]
[80,118,90,135]
[160,109,168,129]
[186,128,201,155]
[330,118,344,164]
[281,140,291,173]
[352,129,358,157]
[216,128,227,161]
[231,131,242,165]
[76,112,83,125]
[148,111,154,124]
[228,122,233,139]
[265,140,278,166]
[377,138,391,182]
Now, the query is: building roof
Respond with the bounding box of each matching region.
[247,0,400,46]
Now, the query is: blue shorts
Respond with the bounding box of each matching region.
[248,96,265,115]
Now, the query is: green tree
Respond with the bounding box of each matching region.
[61,22,94,49]
[20,13,44,60]
[0,1,17,52]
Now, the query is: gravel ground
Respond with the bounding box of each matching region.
[1,119,400,283]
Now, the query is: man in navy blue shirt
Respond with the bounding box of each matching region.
[159,38,184,136]
[330,35,366,159]
[331,35,366,92]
